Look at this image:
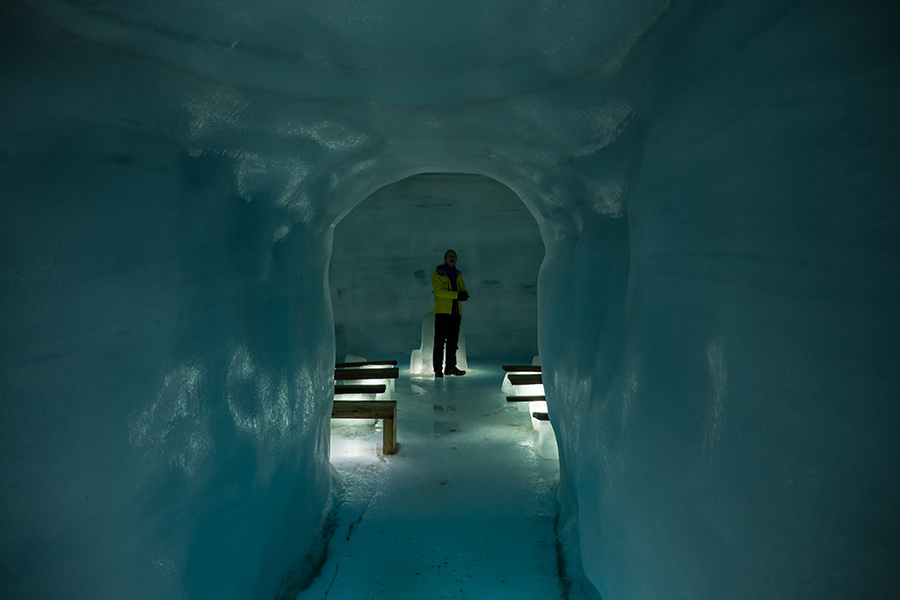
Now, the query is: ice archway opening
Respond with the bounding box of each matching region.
[329,171,546,365]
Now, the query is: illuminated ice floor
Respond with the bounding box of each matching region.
[298,363,563,600]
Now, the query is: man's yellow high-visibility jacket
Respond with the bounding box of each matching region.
[432,264,468,315]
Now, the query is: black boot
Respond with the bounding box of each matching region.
[445,366,466,376]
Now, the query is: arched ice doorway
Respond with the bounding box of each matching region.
[315,176,561,600]
[329,172,544,366]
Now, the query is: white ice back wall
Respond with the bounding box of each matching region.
[330,173,543,362]
[2,1,899,599]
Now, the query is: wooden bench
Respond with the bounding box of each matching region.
[331,400,398,455]
[334,367,399,381]
[506,395,546,403]
[504,367,544,409]
[507,394,548,423]
[502,365,542,372]
[334,384,386,395]
[507,373,543,386]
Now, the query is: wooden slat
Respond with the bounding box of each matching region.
[502,365,542,372]
[332,400,397,455]
[331,400,396,419]
[335,360,398,368]
[532,411,550,421]
[508,373,543,386]
[506,395,546,403]
[334,384,387,395]
[334,367,399,381]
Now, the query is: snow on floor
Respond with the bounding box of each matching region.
[298,363,563,600]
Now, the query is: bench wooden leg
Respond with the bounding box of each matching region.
[383,403,397,455]
[332,400,398,455]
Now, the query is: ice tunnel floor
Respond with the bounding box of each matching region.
[298,363,563,600]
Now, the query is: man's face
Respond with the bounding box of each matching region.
[444,251,457,268]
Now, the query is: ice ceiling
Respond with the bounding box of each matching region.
[27,0,663,103]
[1,1,898,599]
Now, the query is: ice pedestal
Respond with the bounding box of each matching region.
[528,400,549,429]
[536,420,559,460]
[501,366,542,399]
[409,311,467,374]
[500,357,540,396]
[502,377,544,414]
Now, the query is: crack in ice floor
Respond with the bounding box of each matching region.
[321,563,339,600]
[346,496,374,542]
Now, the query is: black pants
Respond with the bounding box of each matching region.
[433,313,461,373]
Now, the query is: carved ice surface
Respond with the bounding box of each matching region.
[319,364,564,599]
[1,1,899,599]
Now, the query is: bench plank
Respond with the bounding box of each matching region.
[532,411,550,421]
[502,365,542,372]
[334,384,387,395]
[506,395,546,403]
[508,373,543,386]
[335,367,399,381]
[332,400,397,454]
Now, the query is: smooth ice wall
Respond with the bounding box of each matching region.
[541,2,900,599]
[0,11,338,600]
[330,173,543,363]
[2,1,900,599]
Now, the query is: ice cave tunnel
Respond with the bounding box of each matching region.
[1,1,899,599]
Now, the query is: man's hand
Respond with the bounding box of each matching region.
[458,291,469,301]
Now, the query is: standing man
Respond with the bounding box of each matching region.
[432,249,469,377]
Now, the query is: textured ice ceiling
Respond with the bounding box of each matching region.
[19,0,665,231]
[27,0,664,103]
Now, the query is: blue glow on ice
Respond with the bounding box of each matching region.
[1,1,898,599]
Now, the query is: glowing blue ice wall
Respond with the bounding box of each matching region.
[2,0,899,599]
[542,2,900,599]
[0,10,336,600]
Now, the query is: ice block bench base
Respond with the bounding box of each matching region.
[335,360,398,368]
[331,399,398,455]
[334,367,399,381]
